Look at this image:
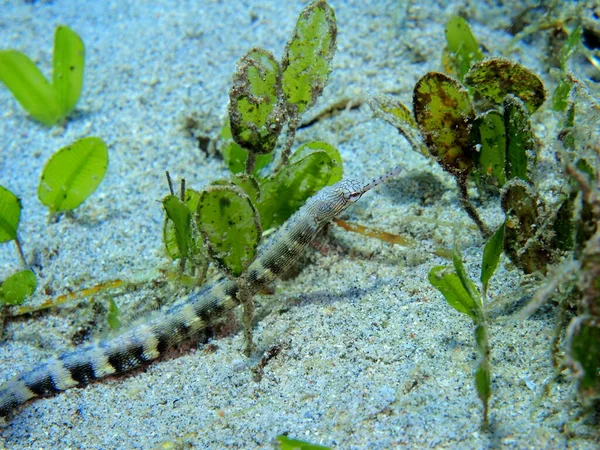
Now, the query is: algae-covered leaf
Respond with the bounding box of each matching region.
[367,93,428,157]
[38,136,108,214]
[428,265,478,320]
[464,58,546,114]
[259,150,335,230]
[503,95,535,183]
[0,50,60,125]
[277,435,331,450]
[289,141,343,184]
[473,110,506,186]
[481,222,505,292]
[413,72,476,177]
[229,48,284,155]
[197,185,261,277]
[501,179,550,274]
[282,0,337,114]
[0,269,36,305]
[53,25,85,118]
[0,185,21,243]
[566,316,600,400]
[219,119,273,176]
[444,16,483,82]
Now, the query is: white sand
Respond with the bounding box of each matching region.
[0,0,598,448]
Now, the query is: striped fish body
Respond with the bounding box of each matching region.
[0,178,367,418]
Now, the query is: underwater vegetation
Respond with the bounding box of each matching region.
[0,136,107,321]
[0,1,599,447]
[162,0,340,355]
[371,13,600,425]
[0,25,84,126]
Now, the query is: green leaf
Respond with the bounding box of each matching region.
[197,185,261,277]
[552,77,573,112]
[560,26,582,71]
[444,16,483,82]
[567,317,600,400]
[473,110,506,186]
[0,269,36,305]
[0,185,21,243]
[219,119,273,175]
[258,150,335,230]
[38,137,108,214]
[107,298,121,330]
[452,241,481,311]
[276,435,331,450]
[481,222,505,291]
[464,58,546,114]
[552,194,576,251]
[53,25,85,118]
[501,179,550,274]
[229,48,284,155]
[163,194,193,260]
[163,189,201,260]
[413,72,475,178]
[504,95,535,183]
[428,265,478,320]
[0,50,60,125]
[289,141,343,184]
[475,360,491,412]
[282,0,337,114]
[231,173,260,205]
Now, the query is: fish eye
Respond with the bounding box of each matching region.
[345,191,362,202]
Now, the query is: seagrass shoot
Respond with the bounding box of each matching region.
[0,25,85,126]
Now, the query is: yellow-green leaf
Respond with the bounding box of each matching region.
[0,269,36,305]
[277,435,331,450]
[0,186,21,243]
[0,50,60,125]
[38,136,108,214]
[282,0,337,114]
[289,141,343,184]
[259,150,335,230]
[444,16,483,81]
[481,222,505,292]
[53,25,85,118]
[428,265,478,320]
[107,298,121,330]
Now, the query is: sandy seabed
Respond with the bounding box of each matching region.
[0,0,599,448]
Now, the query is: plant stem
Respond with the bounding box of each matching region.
[275,113,300,173]
[456,178,490,238]
[245,151,256,175]
[14,236,27,268]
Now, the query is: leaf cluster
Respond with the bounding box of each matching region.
[428,239,498,426]
[162,1,341,355]
[0,137,108,308]
[0,25,85,126]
